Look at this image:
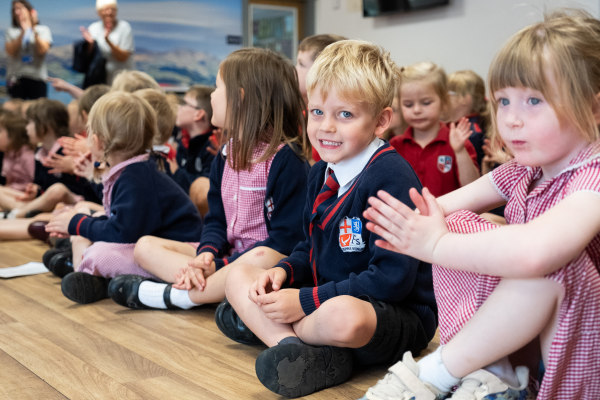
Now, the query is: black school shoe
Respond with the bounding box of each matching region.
[42,238,73,276]
[61,272,110,304]
[255,342,354,398]
[108,274,175,310]
[215,299,262,345]
[46,252,74,278]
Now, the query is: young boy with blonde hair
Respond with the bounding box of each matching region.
[218,40,437,398]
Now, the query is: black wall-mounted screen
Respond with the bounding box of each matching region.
[363,0,449,17]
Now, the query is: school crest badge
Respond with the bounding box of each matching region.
[265,197,274,219]
[339,217,366,252]
[437,155,453,173]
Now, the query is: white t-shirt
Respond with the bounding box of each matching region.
[5,24,53,81]
[87,19,134,83]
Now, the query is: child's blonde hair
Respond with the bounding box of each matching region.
[0,110,31,152]
[26,99,70,139]
[134,88,176,145]
[219,47,306,171]
[399,61,450,116]
[448,69,490,129]
[111,70,161,92]
[78,84,111,115]
[489,9,600,147]
[186,85,214,123]
[298,34,348,62]
[306,40,400,117]
[87,91,156,161]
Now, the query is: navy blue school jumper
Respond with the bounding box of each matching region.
[68,156,203,243]
[274,142,437,363]
[197,144,310,270]
[172,133,215,193]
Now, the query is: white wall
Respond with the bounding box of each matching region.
[314,0,599,81]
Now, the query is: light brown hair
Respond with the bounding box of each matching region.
[400,61,450,116]
[186,85,214,123]
[0,110,32,152]
[448,69,490,130]
[111,70,161,92]
[219,47,306,171]
[26,98,70,139]
[78,84,111,115]
[488,9,600,148]
[87,91,155,161]
[298,34,347,62]
[306,40,400,116]
[134,88,176,145]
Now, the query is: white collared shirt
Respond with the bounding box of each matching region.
[327,138,384,197]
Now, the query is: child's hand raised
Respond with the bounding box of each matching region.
[449,117,472,153]
[59,134,90,157]
[249,267,287,304]
[257,288,305,324]
[363,188,448,263]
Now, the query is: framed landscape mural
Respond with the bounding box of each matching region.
[0,0,243,103]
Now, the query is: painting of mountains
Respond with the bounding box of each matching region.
[1,0,242,103]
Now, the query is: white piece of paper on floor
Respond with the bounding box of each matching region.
[0,262,48,278]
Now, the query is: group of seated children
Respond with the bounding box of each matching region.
[1,9,599,400]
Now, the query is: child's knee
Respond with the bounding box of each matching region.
[133,235,154,262]
[224,263,258,297]
[320,297,375,345]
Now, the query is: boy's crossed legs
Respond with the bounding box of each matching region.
[223,248,430,398]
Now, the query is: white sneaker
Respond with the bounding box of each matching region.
[449,366,531,400]
[361,351,447,400]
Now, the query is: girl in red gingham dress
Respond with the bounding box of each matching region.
[107,48,310,311]
[361,10,600,400]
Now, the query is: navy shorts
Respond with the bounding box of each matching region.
[352,297,432,367]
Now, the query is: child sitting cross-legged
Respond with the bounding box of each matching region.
[218,40,437,398]
[45,91,203,304]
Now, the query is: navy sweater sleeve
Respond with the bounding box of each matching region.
[215,145,310,269]
[196,153,229,257]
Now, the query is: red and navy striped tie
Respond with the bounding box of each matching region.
[311,169,339,222]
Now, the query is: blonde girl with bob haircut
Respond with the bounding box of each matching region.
[362,9,600,399]
[46,91,203,305]
[107,47,310,313]
[389,61,480,198]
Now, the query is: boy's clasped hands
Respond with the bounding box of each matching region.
[363,187,449,264]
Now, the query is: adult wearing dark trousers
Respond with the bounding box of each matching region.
[4,0,52,100]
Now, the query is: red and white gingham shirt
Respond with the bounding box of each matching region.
[435,141,600,399]
[221,143,282,254]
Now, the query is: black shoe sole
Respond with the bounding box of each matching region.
[61,272,109,304]
[255,343,353,398]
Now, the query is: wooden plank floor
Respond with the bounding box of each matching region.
[0,239,438,399]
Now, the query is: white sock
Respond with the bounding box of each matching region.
[169,287,198,310]
[138,281,199,310]
[484,358,520,387]
[417,346,460,393]
[138,281,168,309]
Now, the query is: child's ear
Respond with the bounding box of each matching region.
[374,106,393,138]
[90,133,104,151]
[592,92,600,124]
[193,109,206,123]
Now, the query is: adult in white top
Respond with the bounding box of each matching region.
[80,0,134,84]
[4,0,52,99]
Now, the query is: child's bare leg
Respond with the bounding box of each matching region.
[71,235,92,270]
[0,217,43,240]
[188,246,286,305]
[292,295,377,348]
[0,186,23,211]
[441,277,563,377]
[189,177,210,217]
[14,183,77,218]
[226,262,296,346]
[133,235,196,282]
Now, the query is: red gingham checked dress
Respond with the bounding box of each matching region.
[221,142,282,254]
[434,141,600,399]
